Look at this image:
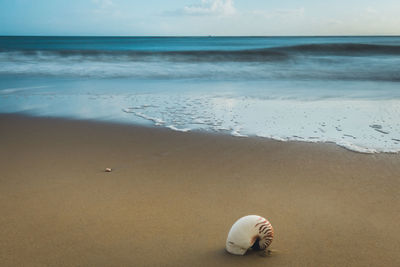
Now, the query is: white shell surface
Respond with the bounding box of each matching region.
[226,215,274,255]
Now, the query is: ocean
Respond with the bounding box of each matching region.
[1,36,400,153]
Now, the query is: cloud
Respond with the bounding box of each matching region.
[251,7,305,19]
[170,0,236,16]
[92,0,114,9]
[365,7,378,15]
[92,0,121,17]
[92,0,116,13]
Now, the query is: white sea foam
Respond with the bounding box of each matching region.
[166,125,191,132]
[0,86,49,94]
[120,94,400,154]
[132,111,165,126]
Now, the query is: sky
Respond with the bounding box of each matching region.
[0,0,399,36]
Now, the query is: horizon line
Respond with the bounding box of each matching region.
[1,34,400,38]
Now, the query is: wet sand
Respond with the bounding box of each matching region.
[1,114,399,266]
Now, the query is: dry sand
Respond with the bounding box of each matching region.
[0,114,399,266]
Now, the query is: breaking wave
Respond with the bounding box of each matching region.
[2,43,400,61]
[1,43,400,81]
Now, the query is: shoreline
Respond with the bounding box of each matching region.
[1,114,399,266]
[1,113,398,155]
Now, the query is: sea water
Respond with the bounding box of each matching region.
[1,36,400,153]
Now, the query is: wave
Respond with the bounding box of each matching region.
[0,48,288,63]
[1,43,400,81]
[1,43,400,63]
[277,43,400,55]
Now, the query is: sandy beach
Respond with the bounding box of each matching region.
[0,114,399,266]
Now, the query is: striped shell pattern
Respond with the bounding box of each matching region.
[225,215,274,255]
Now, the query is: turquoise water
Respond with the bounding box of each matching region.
[1,36,400,152]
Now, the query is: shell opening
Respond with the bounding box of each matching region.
[250,236,262,251]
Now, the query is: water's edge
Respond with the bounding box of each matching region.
[2,111,397,155]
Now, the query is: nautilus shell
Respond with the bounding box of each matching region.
[226,215,274,255]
